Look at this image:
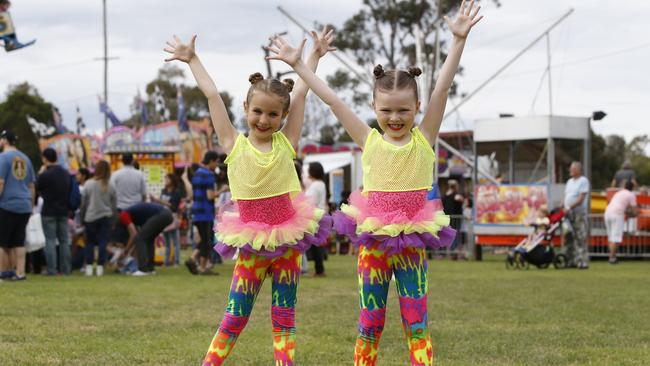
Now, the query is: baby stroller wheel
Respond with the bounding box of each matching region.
[536,262,550,269]
[553,254,568,269]
[505,254,515,270]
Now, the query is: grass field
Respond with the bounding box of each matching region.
[1,253,649,365]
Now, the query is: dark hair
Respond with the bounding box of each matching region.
[77,168,91,181]
[122,153,134,165]
[216,164,229,186]
[625,180,634,191]
[294,161,303,189]
[0,130,17,145]
[246,72,294,114]
[165,172,180,191]
[42,147,57,163]
[372,64,422,101]
[308,162,325,181]
[202,151,219,165]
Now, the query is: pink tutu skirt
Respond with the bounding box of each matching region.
[214,193,332,258]
[333,190,455,255]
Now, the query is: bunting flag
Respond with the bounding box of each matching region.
[76,105,86,135]
[139,90,149,125]
[177,85,188,131]
[153,85,170,122]
[26,115,57,137]
[51,106,68,133]
[98,97,123,127]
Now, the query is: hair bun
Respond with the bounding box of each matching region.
[283,78,295,93]
[248,72,264,85]
[373,64,385,79]
[407,67,422,78]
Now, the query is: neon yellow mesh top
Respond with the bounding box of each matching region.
[225,132,301,200]
[362,127,434,192]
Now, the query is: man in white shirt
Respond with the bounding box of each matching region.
[110,153,147,211]
[563,161,590,269]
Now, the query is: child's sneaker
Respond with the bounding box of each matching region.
[85,265,94,277]
[96,265,104,276]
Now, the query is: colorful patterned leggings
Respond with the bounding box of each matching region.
[354,242,433,366]
[203,248,301,366]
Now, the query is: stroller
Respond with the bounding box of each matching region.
[506,207,568,270]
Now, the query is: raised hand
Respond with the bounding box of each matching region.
[266,36,307,67]
[309,28,337,58]
[164,35,197,63]
[444,0,483,39]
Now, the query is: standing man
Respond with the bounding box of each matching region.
[36,148,72,275]
[611,161,638,189]
[564,161,590,269]
[110,153,147,211]
[0,130,35,281]
[185,151,219,275]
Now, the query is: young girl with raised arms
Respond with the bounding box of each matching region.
[268,2,483,365]
[164,29,335,366]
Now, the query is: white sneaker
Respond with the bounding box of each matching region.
[96,265,104,277]
[131,270,149,277]
[85,265,93,277]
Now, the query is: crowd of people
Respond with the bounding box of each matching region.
[0,128,337,282]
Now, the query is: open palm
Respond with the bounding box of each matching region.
[310,28,337,58]
[164,35,196,63]
[445,0,483,39]
[266,36,306,67]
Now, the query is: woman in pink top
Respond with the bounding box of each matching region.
[604,180,637,264]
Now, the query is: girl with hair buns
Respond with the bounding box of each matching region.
[164,29,335,366]
[267,2,483,365]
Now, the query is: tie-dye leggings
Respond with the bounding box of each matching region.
[202,248,301,366]
[354,241,433,366]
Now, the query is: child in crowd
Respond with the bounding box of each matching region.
[267,1,482,364]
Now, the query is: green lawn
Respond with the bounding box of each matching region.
[1,253,649,365]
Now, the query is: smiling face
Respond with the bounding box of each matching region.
[244,91,287,142]
[373,88,420,143]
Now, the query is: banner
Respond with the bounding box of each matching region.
[475,185,548,225]
[40,134,92,172]
[133,119,213,166]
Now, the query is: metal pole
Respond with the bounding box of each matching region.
[439,138,499,184]
[546,33,553,116]
[277,6,374,87]
[103,0,108,132]
[263,45,273,78]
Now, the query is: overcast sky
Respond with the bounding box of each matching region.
[2,0,649,144]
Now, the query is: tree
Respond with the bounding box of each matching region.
[125,64,235,127]
[0,82,57,169]
[329,0,501,111]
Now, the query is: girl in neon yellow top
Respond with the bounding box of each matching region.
[164,30,335,366]
[268,2,483,365]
